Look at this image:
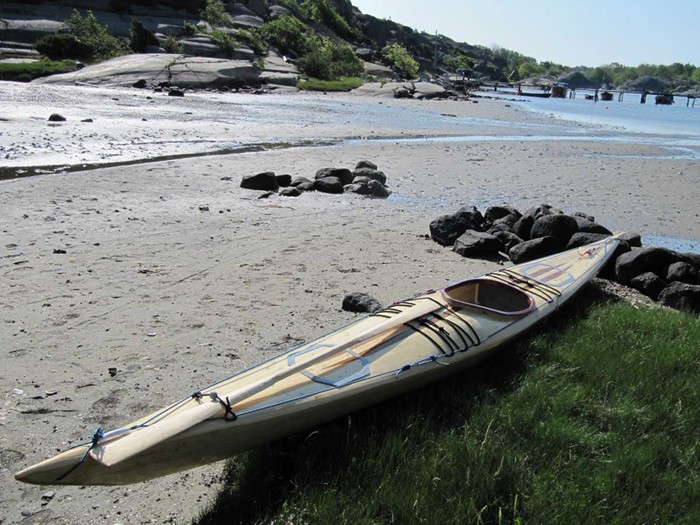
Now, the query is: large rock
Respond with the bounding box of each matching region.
[493,231,523,252]
[344,182,371,195]
[241,171,278,191]
[342,292,383,313]
[574,217,612,235]
[452,231,503,258]
[566,232,610,250]
[352,168,386,185]
[355,160,377,170]
[315,167,354,185]
[456,206,485,231]
[429,213,469,246]
[367,180,391,198]
[290,176,312,187]
[664,262,700,285]
[657,282,700,314]
[630,272,667,301]
[513,215,534,240]
[615,247,679,284]
[279,187,301,197]
[617,231,642,248]
[680,252,700,270]
[32,54,260,89]
[530,214,579,245]
[313,176,344,194]
[508,236,562,264]
[524,203,563,221]
[275,174,292,187]
[484,205,520,226]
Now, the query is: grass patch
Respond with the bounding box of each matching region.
[0,60,79,82]
[194,299,700,524]
[297,77,365,91]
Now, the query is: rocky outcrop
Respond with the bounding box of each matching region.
[32,54,260,89]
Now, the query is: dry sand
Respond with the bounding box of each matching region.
[1,85,699,524]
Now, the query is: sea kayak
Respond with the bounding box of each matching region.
[15,236,620,485]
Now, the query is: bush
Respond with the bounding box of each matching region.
[201,0,233,28]
[162,35,183,54]
[297,36,363,80]
[183,20,198,37]
[35,33,93,61]
[0,59,79,82]
[300,0,355,39]
[382,43,419,79]
[297,76,364,91]
[129,19,159,53]
[261,15,309,56]
[210,29,238,58]
[238,29,268,56]
[64,9,128,60]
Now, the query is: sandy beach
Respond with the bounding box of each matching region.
[1,82,699,524]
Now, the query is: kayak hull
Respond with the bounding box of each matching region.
[16,236,620,485]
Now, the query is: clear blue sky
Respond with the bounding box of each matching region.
[350,0,699,67]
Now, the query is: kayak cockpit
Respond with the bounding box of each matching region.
[441,278,535,316]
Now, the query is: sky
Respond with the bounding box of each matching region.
[349,0,699,67]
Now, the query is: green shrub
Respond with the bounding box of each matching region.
[0,59,79,82]
[382,43,419,79]
[297,76,364,91]
[129,19,159,53]
[201,0,233,28]
[162,35,183,54]
[261,15,309,56]
[238,29,268,56]
[210,29,238,58]
[300,0,355,39]
[183,20,198,37]
[443,53,473,73]
[297,36,363,80]
[64,9,128,60]
[34,33,93,61]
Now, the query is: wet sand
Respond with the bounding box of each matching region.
[1,84,699,525]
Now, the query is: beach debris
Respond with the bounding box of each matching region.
[48,113,66,122]
[342,293,383,313]
[108,367,118,377]
[41,491,56,501]
[198,206,210,212]
[52,248,67,254]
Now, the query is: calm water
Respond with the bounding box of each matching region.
[506,91,700,138]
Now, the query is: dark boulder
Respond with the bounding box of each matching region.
[680,252,700,270]
[573,211,595,222]
[352,168,387,185]
[315,168,354,185]
[344,182,371,195]
[342,292,383,313]
[456,206,485,231]
[513,215,534,240]
[484,205,520,226]
[600,240,631,281]
[290,176,312,187]
[630,272,667,301]
[314,176,344,194]
[48,113,66,122]
[530,214,579,245]
[615,247,679,284]
[296,181,315,192]
[429,213,469,246]
[574,217,612,235]
[279,187,301,197]
[452,231,503,258]
[367,180,391,198]
[493,231,523,252]
[168,88,185,97]
[566,232,610,250]
[355,160,378,170]
[617,231,642,248]
[493,213,520,229]
[487,223,513,234]
[657,282,700,314]
[524,204,563,221]
[508,236,562,264]
[275,174,292,187]
[241,171,279,191]
[664,262,700,285]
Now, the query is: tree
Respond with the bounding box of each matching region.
[382,43,419,79]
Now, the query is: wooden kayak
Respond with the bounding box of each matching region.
[15,236,620,486]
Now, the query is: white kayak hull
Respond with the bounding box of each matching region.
[16,236,620,485]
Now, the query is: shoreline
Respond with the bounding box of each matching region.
[1,82,699,525]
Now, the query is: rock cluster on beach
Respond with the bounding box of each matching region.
[430,203,700,314]
[240,160,391,198]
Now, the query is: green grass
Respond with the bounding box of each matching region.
[297,76,365,92]
[194,298,700,524]
[0,60,79,82]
